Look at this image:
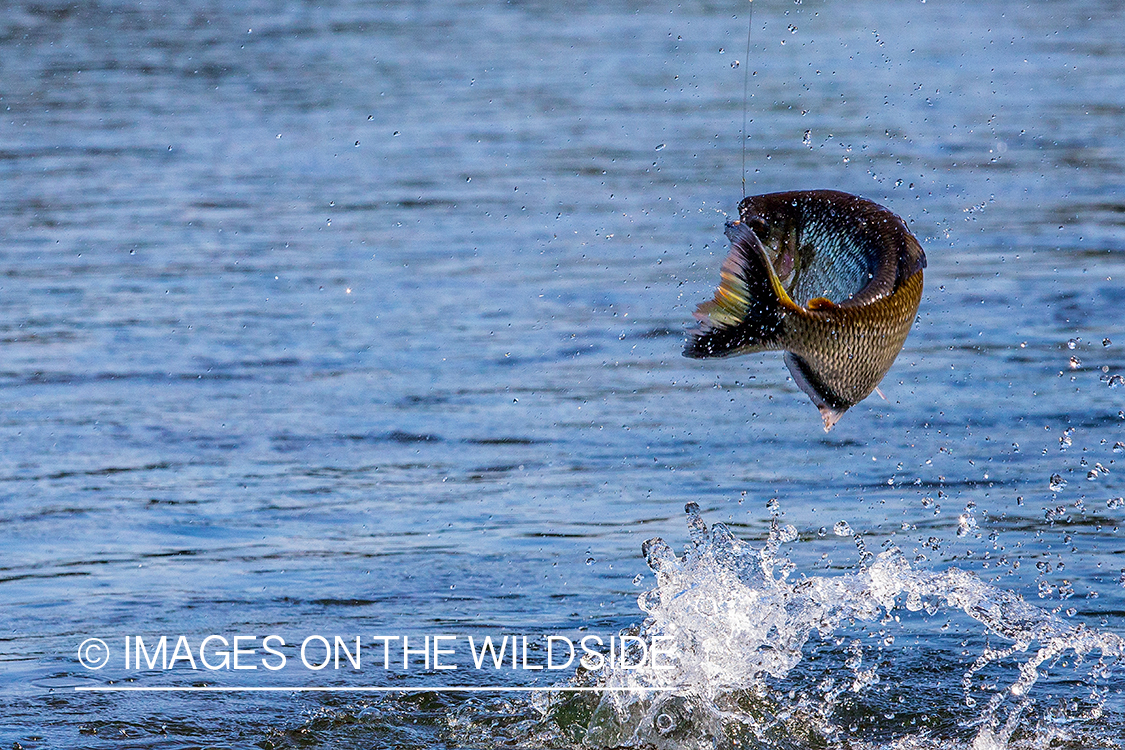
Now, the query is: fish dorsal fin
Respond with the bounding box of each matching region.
[721,220,803,313]
[683,221,797,359]
[806,297,837,311]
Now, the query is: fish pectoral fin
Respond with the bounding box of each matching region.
[784,352,851,431]
[684,220,788,358]
[806,297,838,311]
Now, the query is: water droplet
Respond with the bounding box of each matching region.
[1069,356,1081,369]
[1108,497,1124,510]
[1059,428,1073,449]
[1066,608,1077,617]
[802,130,812,148]
[1049,474,1067,492]
[642,537,677,574]
[585,557,595,565]
[731,60,740,69]
[833,521,853,537]
[1046,505,1067,522]
[686,502,708,546]
[1104,338,1112,346]
[817,527,827,537]
[632,573,644,586]
[655,143,666,151]
[1067,338,1079,350]
[1113,442,1125,454]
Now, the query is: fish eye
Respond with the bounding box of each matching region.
[747,217,769,240]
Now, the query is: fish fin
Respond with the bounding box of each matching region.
[818,404,847,432]
[807,297,837,311]
[874,386,886,400]
[684,221,793,358]
[784,352,850,432]
[901,234,927,280]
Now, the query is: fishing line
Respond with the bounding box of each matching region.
[741,0,754,198]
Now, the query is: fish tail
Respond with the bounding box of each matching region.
[684,220,796,359]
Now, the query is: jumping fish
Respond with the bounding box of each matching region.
[684,190,926,431]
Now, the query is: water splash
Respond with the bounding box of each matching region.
[539,504,1123,749]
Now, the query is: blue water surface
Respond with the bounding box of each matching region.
[1,0,1124,747]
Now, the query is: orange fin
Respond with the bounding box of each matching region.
[807,297,838,311]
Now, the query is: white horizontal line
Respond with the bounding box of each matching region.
[74,685,678,693]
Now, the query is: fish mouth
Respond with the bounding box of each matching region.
[727,215,770,241]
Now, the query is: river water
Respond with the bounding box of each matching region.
[1,0,1123,748]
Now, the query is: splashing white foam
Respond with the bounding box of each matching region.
[564,503,1124,750]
